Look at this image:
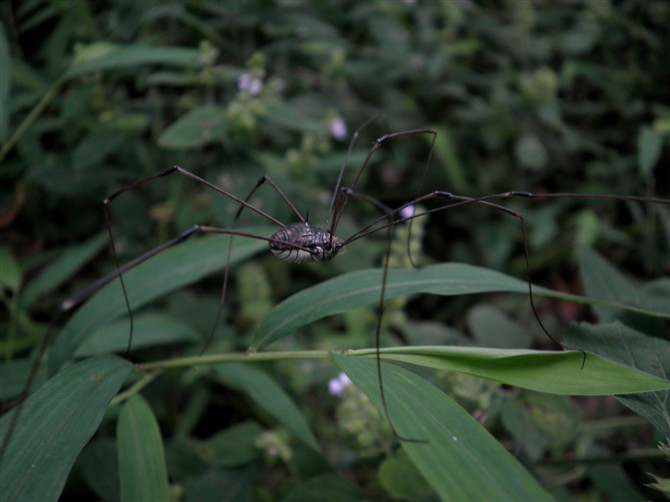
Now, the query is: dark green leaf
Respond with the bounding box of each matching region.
[75,313,201,356]
[158,105,228,149]
[638,126,662,178]
[283,474,365,502]
[332,354,553,500]
[0,356,132,502]
[117,394,170,502]
[50,231,270,374]
[564,322,670,437]
[78,439,120,502]
[186,468,253,502]
[197,422,261,468]
[0,246,21,291]
[21,233,108,309]
[214,364,320,451]
[576,244,640,321]
[253,263,668,351]
[63,44,205,79]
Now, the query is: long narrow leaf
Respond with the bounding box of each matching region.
[50,230,271,374]
[0,356,132,502]
[21,233,108,309]
[117,395,170,502]
[63,45,205,79]
[347,346,670,395]
[253,263,668,350]
[332,354,553,500]
[214,364,320,451]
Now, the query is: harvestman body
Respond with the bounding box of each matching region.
[269,222,346,264]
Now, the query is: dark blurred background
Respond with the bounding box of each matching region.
[1,1,669,500]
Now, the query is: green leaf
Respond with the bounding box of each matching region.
[186,469,254,502]
[378,449,432,499]
[0,357,47,400]
[564,322,670,436]
[214,364,320,451]
[429,124,468,193]
[117,394,170,502]
[467,303,531,348]
[72,129,127,170]
[501,393,579,461]
[78,439,120,502]
[75,313,201,356]
[50,231,271,374]
[21,233,108,309]
[158,105,228,149]
[197,421,262,468]
[63,44,205,79]
[0,356,132,502]
[0,246,21,291]
[0,20,11,143]
[263,100,325,133]
[347,345,670,395]
[638,125,663,178]
[332,354,553,501]
[252,263,669,351]
[576,244,640,321]
[514,133,548,170]
[283,474,365,502]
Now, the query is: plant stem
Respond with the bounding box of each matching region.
[136,349,332,371]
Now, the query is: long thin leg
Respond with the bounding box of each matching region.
[102,165,299,355]
[328,129,437,246]
[205,174,307,353]
[343,188,426,442]
[0,222,318,462]
[345,189,670,347]
[337,188,667,438]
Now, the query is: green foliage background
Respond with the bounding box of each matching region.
[1,1,669,501]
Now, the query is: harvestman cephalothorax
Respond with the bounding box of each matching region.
[2,122,670,453]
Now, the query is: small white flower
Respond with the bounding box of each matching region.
[400,204,416,220]
[328,372,352,395]
[238,73,263,96]
[329,117,348,141]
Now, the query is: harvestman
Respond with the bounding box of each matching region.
[3,125,670,450]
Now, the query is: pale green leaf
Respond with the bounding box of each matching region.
[347,345,670,395]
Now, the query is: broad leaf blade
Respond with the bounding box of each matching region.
[332,354,553,501]
[117,395,170,502]
[0,356,132,502]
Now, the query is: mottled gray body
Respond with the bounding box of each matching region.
[269,222,346,264]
